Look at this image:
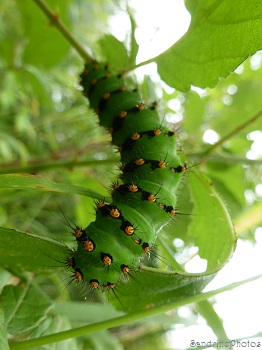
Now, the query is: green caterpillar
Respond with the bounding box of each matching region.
[66,61,186,292]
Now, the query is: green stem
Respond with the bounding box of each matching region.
[187,153,262,166]
[33,0,91,61]
[3,150,260,176]
[127,56,159,72]
[0,158,119,175]
[203,109,262,157]
[33,0,156,72]
[9,273,262,350]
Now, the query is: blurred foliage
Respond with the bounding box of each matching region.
[0,1,261,349]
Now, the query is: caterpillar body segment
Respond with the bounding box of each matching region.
[70,61,185,291]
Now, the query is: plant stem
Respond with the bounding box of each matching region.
[0,157,119,175]
[9,273,262,350]
[126,56,158,72]
[187,153,262,166]
[33,0,91,61]
[203,109,262,157]
[33,0,155,72]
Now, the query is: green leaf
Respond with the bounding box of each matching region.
[0,132,29,162]
[128,9,139,66]
[155,0,262,91]
[87,330,124,350]
[16,0,71,68]
[54,302,123,323]
[29,315,78,350]
[0,1,22,65]
[187,170,237,272]
[0,174,106,200]
[2,283,53,334]
[197,300,229,341]
[110,267,215,312]
[0,308,9,350]
[0,227,69,274]
[209,65,262,137]
[184,91,207,135]
[17,65,54,110]
[35,304,124,350]
[207,163,246,208]
[99,34,129,70]
[208,177,244,220]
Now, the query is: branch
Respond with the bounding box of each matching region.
[33,0,92,61]
[9,274,262,349]
[0,157,119,175]
[187,153,262,166]
[204,109,262,157]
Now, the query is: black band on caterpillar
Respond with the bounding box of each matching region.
[69,61,186,292]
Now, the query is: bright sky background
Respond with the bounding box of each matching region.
[109,1,262,348]
[110,0,190,60]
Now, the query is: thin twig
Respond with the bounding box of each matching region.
[186,153,262,166]
[33,0,91,61]
[34,0,155,72]
[0,158,119,175]
[204,109,262,157]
